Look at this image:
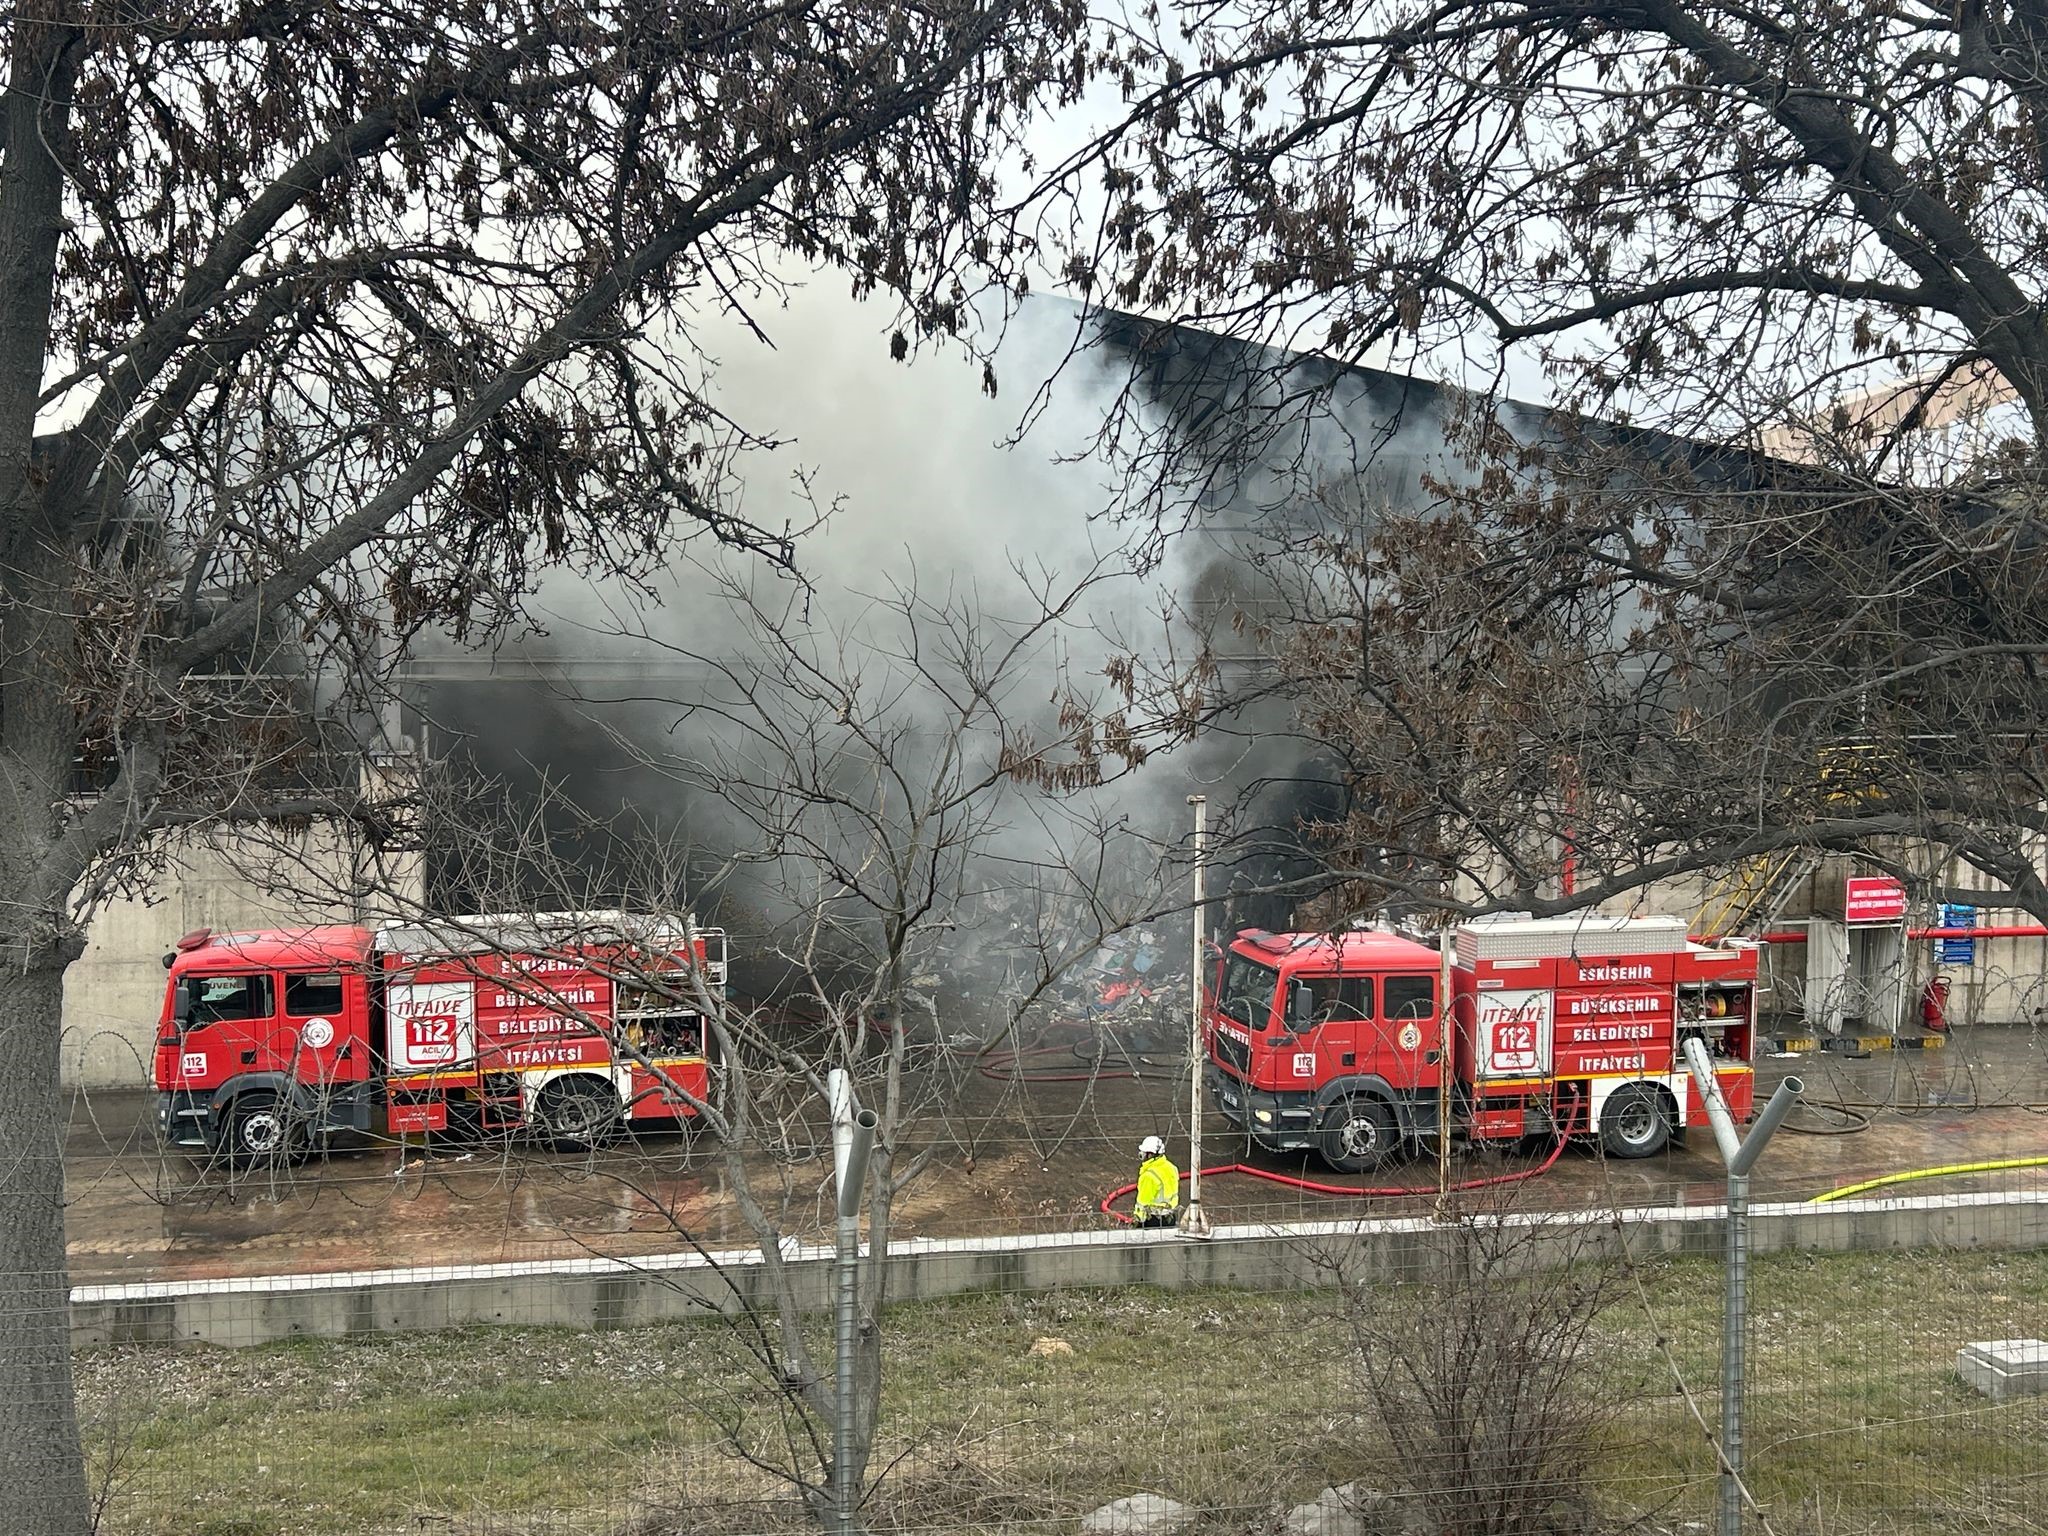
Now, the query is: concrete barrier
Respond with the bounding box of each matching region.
[70,1188,2048,1348]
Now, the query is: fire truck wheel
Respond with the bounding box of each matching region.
[222,1093,304,1167]
[1319,1096,1402,1173]
[535,1077,624,1151]
[1598,1084,1672,1159]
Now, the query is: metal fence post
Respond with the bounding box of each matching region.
[1720,1165,1748,1536]
[1682,1035,1802,1536]
[828,1069,879,1536]
[1182,795,1211,1238]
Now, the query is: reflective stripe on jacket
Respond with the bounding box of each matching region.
[1136,1155,1180,1216]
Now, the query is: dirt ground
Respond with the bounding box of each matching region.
[63,1024,2048,1285]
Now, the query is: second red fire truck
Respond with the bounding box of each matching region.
[152,911,725,1162]
[1206,914,1757,1169]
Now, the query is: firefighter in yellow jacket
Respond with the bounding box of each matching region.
[1134,1135,1181,1228]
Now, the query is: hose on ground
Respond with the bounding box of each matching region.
[1099,1128,1572,1225]
[1809,1155,2048,1203]
[1779,1102,1875,1135]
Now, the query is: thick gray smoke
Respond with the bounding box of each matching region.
[415,292,1192,969]
[410,288,1564,967]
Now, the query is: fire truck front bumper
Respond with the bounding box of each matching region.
[1207,1064,1320,1153]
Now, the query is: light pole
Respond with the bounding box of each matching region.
[1180,794,1212,1238]
[1433,926,1453,1215]
[827,1068,879,1536]
[1681,1037,1802,1536]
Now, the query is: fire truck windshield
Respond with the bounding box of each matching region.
[1218,952,1279,1028]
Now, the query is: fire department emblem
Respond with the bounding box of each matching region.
[300,1017,335,1049]
[1398,1021,1422,1051]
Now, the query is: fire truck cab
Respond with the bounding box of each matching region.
[1206,914,1757,1171]
[154,926,380,1162]
[152,912,725,1162]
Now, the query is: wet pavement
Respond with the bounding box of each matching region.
[63,1026,2048,1285]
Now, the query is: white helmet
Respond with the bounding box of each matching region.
[1139,1135,1166,1157]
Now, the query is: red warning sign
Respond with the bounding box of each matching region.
[1844,876,1907,926]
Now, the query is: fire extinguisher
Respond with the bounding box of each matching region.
[1921,975,1951,1033]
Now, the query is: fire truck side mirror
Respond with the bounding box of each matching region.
[171,979,195,1028]
[1287,980,1313,1031]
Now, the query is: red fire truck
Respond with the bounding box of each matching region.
[1206,914,1756,1170]
[152,911,726,1162]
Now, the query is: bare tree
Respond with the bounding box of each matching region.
[1327,1187,1637,1536]
[606,561,1164,1529]
[326,558,1168,1531]
[1024,1,2048,925]
[1,4,1091,1527]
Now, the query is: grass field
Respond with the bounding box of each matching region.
[76,1247,2048,1536]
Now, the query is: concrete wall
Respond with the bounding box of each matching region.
[69,1188,2048,1348]
[1923,854,2048,1029]
[62,783,424,1089]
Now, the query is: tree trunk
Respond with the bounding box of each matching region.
[0,959,91,1536]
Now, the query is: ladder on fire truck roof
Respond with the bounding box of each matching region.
[1692,849,1822,942]
[372,910,729,985]
[1454,912,1691,962]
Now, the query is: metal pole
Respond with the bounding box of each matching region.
[829,1068,855,1184]
[1892,917,1908,1039]
[1682,1037,1802,1536]
[828,1069,879,1536]
[1683,1037,1744,1167]
[1434,927,1453,1216]
[1721,1168,1748,1536]
[1181,795,1211,1238]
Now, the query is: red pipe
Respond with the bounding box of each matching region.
[1098,1130,1572,1223]
[1912,925,2048,940]
[1751,925,2048,943]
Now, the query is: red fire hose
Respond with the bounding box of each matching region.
[1098,1129,1572,1224]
